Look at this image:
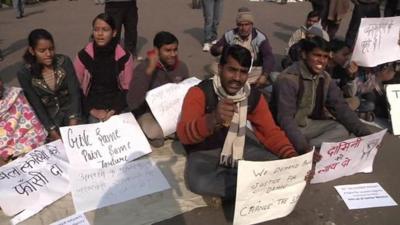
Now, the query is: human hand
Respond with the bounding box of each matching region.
[90,109,109,122]
[255,74,270,88]
[68,118,79,126]
[104,110,116,121]
[146,48,159,73]
[345,61,358,78]
[214,99,237,127]
[48,130,61,141]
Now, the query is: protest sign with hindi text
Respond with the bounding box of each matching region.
[311,130,386,184]
[60,113,152,169]
[233,151,314,225]
[352,16,400,67]
[146,77,201,136]
[0,140,70,217]
[70,158,170,212]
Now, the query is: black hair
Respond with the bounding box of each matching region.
[153,31,178,49]
[92,13,116,30]
[330,39,349,53]
[219,45,252,68]
[23,28,55,77]
[301,36,331,54]
[307,10,321,20]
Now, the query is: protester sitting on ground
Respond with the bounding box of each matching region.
[327,39,360,111]
[281,24,329,69]
[0,79,47,166]
[17,29,82,142]
[74,13,134,123]
[210,7,274,86]
[287,10,320,51]
[177,45,299,200]
[272,36,371,154]
[127,31,189,147]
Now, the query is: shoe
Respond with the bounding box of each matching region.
[202,43,211,52]
[211,40,217,45]
[16,14,23,19]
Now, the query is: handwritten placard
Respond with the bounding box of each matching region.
[335,183,397,210]
[352,16,400,67]
[146,77,201,136]
[386,84,400,135]
[49,213,90,225]
[311,129,386,184]
[0,140,70,216]
[233,151,313,225]
[70,158,170,212]
[60,113,152,169]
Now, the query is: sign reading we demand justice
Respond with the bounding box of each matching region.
[233,151,313,225]
[60,113,152,169]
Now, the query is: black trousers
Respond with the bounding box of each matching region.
[105,1,138,55]
[185,137,278,200]
[345,3,380,48]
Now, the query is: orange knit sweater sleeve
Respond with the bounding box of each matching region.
[177,87,214,145]
[248,96,298,158]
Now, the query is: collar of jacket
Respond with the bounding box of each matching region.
[286,60,326,81]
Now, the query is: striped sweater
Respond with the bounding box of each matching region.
[177,87,298,159]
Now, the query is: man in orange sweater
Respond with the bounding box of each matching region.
[177,45,298,199]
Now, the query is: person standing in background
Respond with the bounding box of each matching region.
[201,0,223,52]
[104,0,138,56]
[12,0,25,19]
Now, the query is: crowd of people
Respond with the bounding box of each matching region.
[1,0,400,205]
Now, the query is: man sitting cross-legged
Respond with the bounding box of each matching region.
[177,45,298,200]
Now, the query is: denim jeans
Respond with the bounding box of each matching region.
[12,0,25,17]
[201,0,223,43]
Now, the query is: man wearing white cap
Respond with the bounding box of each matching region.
[211,7,275,88]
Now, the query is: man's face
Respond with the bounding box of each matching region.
[158,43,178,67]
[237,21,253,39]
[304,48,329,75]
[218,56,249,95]
[306,16,320,28]
[332,46,351,67]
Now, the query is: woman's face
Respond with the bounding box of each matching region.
[29,39,55,67]
[93,19,116,46]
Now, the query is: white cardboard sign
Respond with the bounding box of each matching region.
[0,140,70,217]
[233,151,314,225]
[60,113,152,169]
[146,77,201,136]
[311,130,386,184]
[70,158,170,213]
[352,16,400,67]
[386,84,400,135]
[335,183,397,210]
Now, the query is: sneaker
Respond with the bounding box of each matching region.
[211,40,218,45]
[202,43,211,52]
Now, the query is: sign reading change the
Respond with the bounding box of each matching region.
[233,151,313,225]
[60,113,152,169]
[146,77,201,137]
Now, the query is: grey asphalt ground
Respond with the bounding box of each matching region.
[1,0,399,225]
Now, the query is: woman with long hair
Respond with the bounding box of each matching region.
[74,13,134,123]
[17,28,82,141]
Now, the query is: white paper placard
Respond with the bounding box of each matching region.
[70,158,170,213]
[351,16,400,67]
[335,183,398,210]
[60,113,152,169]
[233,151,314,225]
[386,84,400,135]
[0,140,70,217]
[311,130,386,184]
[49,213,90,225]
[146,77,201,136]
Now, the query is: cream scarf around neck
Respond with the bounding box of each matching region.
[212,75,251,167]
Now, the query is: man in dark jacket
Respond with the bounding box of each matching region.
[272,36,371,154]
[210,7,274,87]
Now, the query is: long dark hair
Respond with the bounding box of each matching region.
[23,28,55,77]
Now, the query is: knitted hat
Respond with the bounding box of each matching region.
[302,24,330,42]
[236,7,254,24]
